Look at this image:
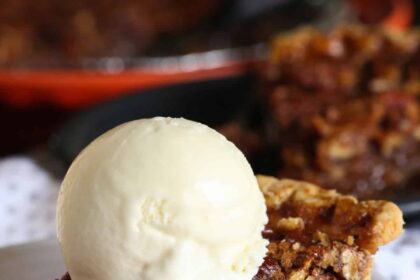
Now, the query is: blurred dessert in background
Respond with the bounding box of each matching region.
[261,25,420,199]
[0,0,221,67]
[0,0,357,68]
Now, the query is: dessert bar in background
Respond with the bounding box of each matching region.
[262,25,420,199]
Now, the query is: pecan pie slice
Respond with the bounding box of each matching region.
[253,175,403,280]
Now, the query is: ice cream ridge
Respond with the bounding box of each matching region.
[57,117,269,280]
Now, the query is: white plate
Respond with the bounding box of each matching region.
[0,239,385,280]
[0,239,65,280]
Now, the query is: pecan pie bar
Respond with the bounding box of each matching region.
[263,25,420,199]
[253,175,403,280]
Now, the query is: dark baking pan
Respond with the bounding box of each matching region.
[51,74,420,219]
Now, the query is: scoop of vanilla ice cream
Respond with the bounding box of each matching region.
[57,117,268,280]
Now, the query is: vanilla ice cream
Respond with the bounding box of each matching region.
[57,117,268,280]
